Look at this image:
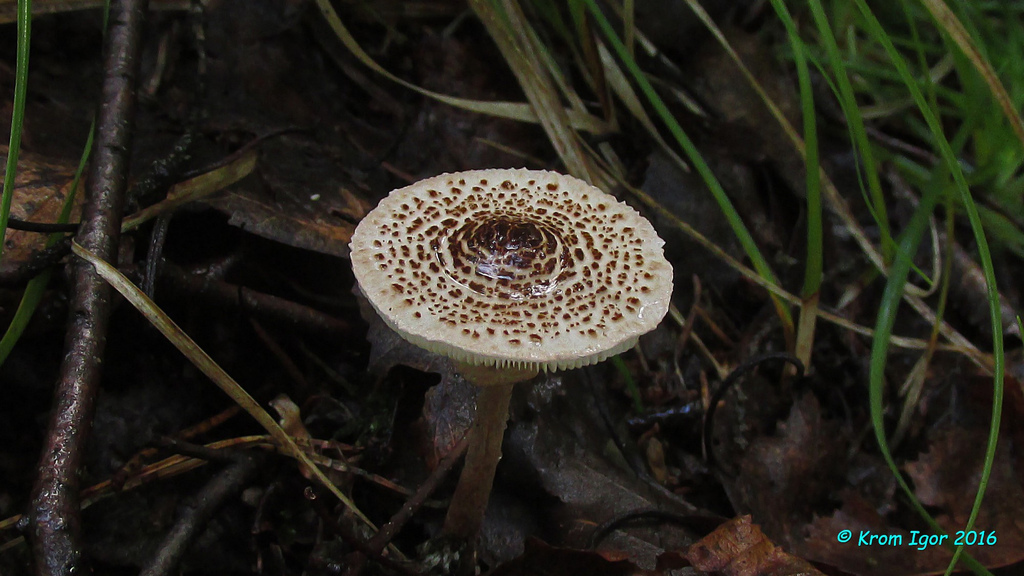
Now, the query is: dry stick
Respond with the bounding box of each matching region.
[306,492,422,576]
[28,1,148,574]
[0,235,73,287]
[248,318,313,400]
[139,452,260,576]
[371,436,469,552]
[342,436,471,576]
[157,262,354,337]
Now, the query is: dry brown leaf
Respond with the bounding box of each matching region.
[356,285,474,460]
[685,515,824,576]
[202,138,362,258]
[799,424,1024,575]
[722,393,845,548]
[904,426,1024,570]
[268,394,313,447]
[489,538,654,576]
[0,147,83,275]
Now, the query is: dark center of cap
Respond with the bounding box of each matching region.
[435,214,576,301]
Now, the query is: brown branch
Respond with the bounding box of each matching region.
[157,261,355,337]
[341,436,470,576]
[28,1,148,574]
[0,236,72,286]
[139,452,261,576]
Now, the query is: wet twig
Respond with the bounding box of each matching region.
[0,125,292,288]
[587,510,724,550]
[5,218,79,233]
[341,436,470,576]
[28,1,148,574]
[157,261,354,337]
[0,236,73,286]
[139,451,261,576]
[307,489,423,576]
[142,214,171,296]
[139,0,208,297]
[701,352,805,468]
[155,437,240,464]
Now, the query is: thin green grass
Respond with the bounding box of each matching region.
[768,0,822,370]
[898,0,942,131]
[326,3,1007,571]
[807,0,895,264]
[786,13,822,300]
[611,355,644,413]
[793,1,1006,572]
[921,0,1024,148]
[0,0,112,368]
[580,0,795,339]
[666,1,1004,572]
[851,2,1003,574]
[846,0,1024,259]
[0,124,93,367]
[0,0,32,265]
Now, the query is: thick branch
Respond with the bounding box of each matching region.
[29,1,148,574]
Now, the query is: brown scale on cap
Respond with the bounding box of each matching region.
[350,169,673,372]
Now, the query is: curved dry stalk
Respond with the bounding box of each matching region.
[313,0,611,136]
[71,242,400,558]
[920,0,1024,149]
[469,0,603,186]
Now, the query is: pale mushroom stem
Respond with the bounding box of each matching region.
[443,364,538,543]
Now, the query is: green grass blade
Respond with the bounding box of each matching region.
[313,0,609,134]
[768,0,822,370]
[855,2,1003,573]
[807,0,894,262]
[0,122,94,367]
[770,0,822,298]
[0,0,109,368]
[611,355,643,413]
[0,0,32,265]
[867,176,986,574]
[581,0,793,335]
[899,0,941,122]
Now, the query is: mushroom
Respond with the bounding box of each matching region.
[349,168,673,547]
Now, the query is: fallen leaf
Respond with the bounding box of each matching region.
[489,537,654,576]
[122,148,258,232]
[503,371,708,569]
[684,515,824,576]
[0,147,84,275]
[801,493,926,576]
[724,393,845,548]
[356,286,473,460]
[903,426,1024,569]
[799,424,1024,575]
[203,136,361,259]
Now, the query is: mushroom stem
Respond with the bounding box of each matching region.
[442,381,514,542]
[443,364,537,543]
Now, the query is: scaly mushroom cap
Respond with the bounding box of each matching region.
[350,169,673,372]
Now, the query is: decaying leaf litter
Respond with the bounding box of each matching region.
[0,1,1021,574]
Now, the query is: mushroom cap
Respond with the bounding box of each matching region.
[350,169,673,372]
